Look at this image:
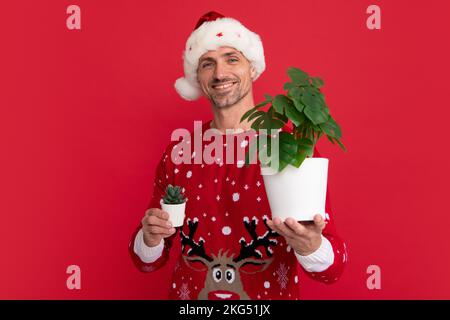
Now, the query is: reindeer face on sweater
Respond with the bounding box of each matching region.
[180,216,279,300]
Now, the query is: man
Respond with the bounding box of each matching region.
[129,11,347,300]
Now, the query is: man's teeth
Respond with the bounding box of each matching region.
[213,82,235,89]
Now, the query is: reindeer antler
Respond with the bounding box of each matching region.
[180,218,213,262]
[233,215,279,263]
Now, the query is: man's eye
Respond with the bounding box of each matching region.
[229,58,238,62]
[202,63,212,68]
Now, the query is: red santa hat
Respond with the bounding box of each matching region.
[174,11,266,101]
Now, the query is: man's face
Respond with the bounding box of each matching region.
[197,46,256,108]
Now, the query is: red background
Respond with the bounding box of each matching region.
[1,0,449,299]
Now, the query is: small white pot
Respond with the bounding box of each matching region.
[261,158,328,221]
[160,199,186,227]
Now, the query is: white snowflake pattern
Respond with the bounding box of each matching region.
[198,184,203,188]
[232,193,240,202]
[237,160,245,168]
[244,184,249,190]
[179,283,191,300]
[276,263,289,290]
[222,226,231,235]
[216,195,221,201]
[256,181,261,187]
[231,180,235,186]
[240,140,249,148]
[174,168,179,174]
[186,170,192,178]
[196,195,200,200]
[214,178,218,183]
[256,196,261,202]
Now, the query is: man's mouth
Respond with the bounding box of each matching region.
[211,81,237,91]
[208,290,240,300]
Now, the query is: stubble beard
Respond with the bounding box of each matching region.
[210,84,249,109]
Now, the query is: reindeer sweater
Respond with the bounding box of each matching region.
[129,120,347,300]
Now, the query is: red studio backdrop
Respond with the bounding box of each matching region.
[1,0,449,299]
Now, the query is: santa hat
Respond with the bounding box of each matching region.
[174,11,266,101]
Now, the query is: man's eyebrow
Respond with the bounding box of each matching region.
[199,51,240,63]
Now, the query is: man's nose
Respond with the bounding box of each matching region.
[213,61,228,81]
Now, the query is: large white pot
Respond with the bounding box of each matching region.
[160,199,186,227]
[261,158,328,221]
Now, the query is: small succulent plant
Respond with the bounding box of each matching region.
[162,184,187,205]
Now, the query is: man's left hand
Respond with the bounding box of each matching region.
[267,214,327,256]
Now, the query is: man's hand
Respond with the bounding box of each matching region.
[267,214,327,256]
[141,208,176,248]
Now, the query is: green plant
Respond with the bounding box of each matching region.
[162,184,187,204]
[240,67,346,172]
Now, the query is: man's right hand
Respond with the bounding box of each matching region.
[141,208,176,247]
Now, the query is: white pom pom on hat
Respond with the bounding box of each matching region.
[174,11,266,101]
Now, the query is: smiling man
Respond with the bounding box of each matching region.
[129,11,347,300]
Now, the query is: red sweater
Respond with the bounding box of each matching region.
[129,120,347,300]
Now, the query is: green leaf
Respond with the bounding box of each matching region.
[331,136,347,152]
[241,99,271,123]
[283,82,297,91]
[264,94,273,102]
[274,111,288,123]
[288,86,302,100]
[248,110,265,122]
[297,138,314,157]
[319,116,342,138]
[310,77,324,88]
[279,132,298,156]
[254,107,285,130]
[292,97,305,113]
[287,67,309,85]
[290,152,307,168]
[304,106,329,125]
[286,105,305,127]
[300,91,319,108]
[251,116,264,130]
[272,95,291,114]
[241,106,260,123]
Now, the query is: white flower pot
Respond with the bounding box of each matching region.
[160,199,186,227]
[261,158,328,221]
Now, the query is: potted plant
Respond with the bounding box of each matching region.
[240,67,346,221]
[160,184,187,227]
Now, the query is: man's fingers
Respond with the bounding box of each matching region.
[284,218,308,237]
[269,218,297,239]
[148,225,176,236]
[143,214,173,229]
[313,214,326,232]
[146,208,169,220]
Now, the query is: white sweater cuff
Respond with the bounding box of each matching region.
[295,234,334,272]
[133,229,164,263]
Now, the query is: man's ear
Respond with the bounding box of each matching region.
[250,65,256,80]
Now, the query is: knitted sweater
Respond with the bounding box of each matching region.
[129,120,347,300]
